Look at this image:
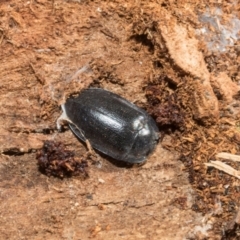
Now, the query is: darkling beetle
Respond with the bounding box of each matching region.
[57,88,159,163]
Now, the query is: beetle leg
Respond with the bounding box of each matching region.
[85,139,101,164]
[86,139,94,154]
[56,104,72,130]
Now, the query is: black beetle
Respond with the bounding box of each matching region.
[57,88,159,163]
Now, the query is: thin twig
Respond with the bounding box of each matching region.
[205,160,240,180]
[216,152,240,162]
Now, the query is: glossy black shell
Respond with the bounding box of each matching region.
[63,88,159,163]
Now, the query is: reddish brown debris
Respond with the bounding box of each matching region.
[36,140,88,178]
[146,83,185,131]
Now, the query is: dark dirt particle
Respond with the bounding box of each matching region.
[145,83,185,131]
[36,140,88,178]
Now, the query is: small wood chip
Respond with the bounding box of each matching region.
[205,160,240,180]
[216,152,240,162]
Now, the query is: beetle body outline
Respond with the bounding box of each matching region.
[57,88,159,163]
